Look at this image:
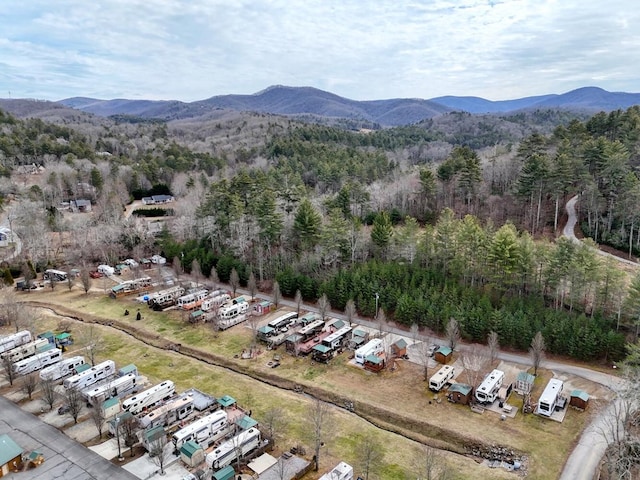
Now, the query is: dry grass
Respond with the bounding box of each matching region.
[13,287,601,479]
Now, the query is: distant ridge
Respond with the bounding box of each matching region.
[51,85,640,126]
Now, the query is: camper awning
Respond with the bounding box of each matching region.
[236,415,258,430]
[571,389,590,401]
[258,325,275,335]
[217,395,236,407]
[313,344,331,353]
[365,354,383,364]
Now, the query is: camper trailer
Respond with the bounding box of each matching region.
[43,269,68,282]
[354,338,384,365]
[0,331,32,355]
[148,286,186,310]
[268,312,298,331]
[201,292,231,312]
[12,348,62,376]
[63,360,116,390]
[172,410,230,452]
[140,393,195,430]
[205,428,261,470]
[1,338,51,363]
[84,373,140,407]
[39,355,86,382]
[177,290,209,311]
[537,379,564,417]
[475,369,505,404]
[122,380,175,415]
[429,365,456,392]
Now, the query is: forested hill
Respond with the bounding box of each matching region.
[56,85,640,126]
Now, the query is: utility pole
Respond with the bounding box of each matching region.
[115,416,123,461]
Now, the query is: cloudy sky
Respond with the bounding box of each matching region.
[1,0,638,102]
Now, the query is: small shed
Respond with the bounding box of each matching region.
[180,440,205,467]
[285,333,303,354]
[118,364,139,377]
[55,332,73,348]
[217,395,236,409]
[0,434,23,476]
[515,372,535,394]
[236,415,258,431]
[70,199,92,212]
[391,338,408,358]
[38,331,55,345]
[253,301,275,316]
[570,389,590,410]
[26,451,44,468]
[363,354,385,372]
[350,329,369,349]
[257,325,276,341]
[434,346,453,365]
[447,383,473,405]
[102,396,121,419]
[328,319,346,330]
[143,425,166,452]
[212,465,236,480]
[312,344,333,363]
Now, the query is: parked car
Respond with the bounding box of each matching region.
[57,404,70,415]
[89,271,103,278]
[123,258,139,268]
[97,265,115,276]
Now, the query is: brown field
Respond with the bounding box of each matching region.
[5,285,608,479]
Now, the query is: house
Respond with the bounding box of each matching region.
[391,338,408,358]
[0,434,23,477]
[180,441,205,467]
[447,383,473,405]
[69,199,92,212]
[253,300,275,316]
[363,354,385,372]
[569,390,590,410]
[434,346,453,364]
[515,372,535,395]
[142,195,175,205]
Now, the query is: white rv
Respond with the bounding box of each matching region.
[1,338,50,363]
[172,410,229,452]
[429,365,455,392]
[176,290,209,310]
[319,462,354,480]
[354,338,384,365]
[268,311,298,331]
[201,293,231,312]
[39,355,86,382]
[140,393,195,430]
[0,330,32,354]
[84,373,140,407]
[122,380,175,415]
[205,427,261,470]
[12,348,62,376]
[475,369,505,404]
[63,360,117,390]
[537,379,564,417]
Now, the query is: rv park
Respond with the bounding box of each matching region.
[0,262,619,480]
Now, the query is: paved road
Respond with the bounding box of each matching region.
[0,396,138,480]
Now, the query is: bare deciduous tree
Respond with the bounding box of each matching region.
[294,289,303,316]
[79,325,103,366]
[344,298,356,326]
[229,267,240,295]
[274,456,292,480]
[191,258,201,287]
[91,404,106,439]
[2,355,17,386]
[80,268,92,294]
[307,398,333,471]
[247,271,257,300]
[120,416,139,457]
[356,433,384,480]
[272,280,282,308]
[487,331,499,366]
[445,318,461,351]
[40,378,58,411]
[20,373,38,400]
[410,323,420,346]
[377,308,387,337]
[64,387,84,424]
[416,338,433,382]
[412,445,452,480]
[209,266,219,286]
[149,431,169,475]
[317,293,330,321]
[529,331,545,376]
[172,255,182,284]
[462,345,489,390]
[261,407,288,446]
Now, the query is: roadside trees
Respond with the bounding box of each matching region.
[529,331,546,376]
[20,373,38,400]
[307,398,333,471]
[90,405,106,439]
[355,433,384,480]
[1,355,16,386]
[64,387,84,424]
[445,318,461,351]
[149,431,169,475]
[40,378,57,411]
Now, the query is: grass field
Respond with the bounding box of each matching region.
[10,286,603,479]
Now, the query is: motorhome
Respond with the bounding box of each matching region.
[12,348,62,376]
[122,380,175,415]
[148,286,185,310]
[218,301,249,322]
[176,290,209,310]
[39,355,86,382]
[296,319,325,342]
[205,428,261,470]
[172,410,229,452]
[319,462,354,480]
[201,292,231,312]
[0,330,32,354]
[140,393,195,430]
[475,369,505,404]
[63,360,117,390]
[1,338,51,363]
[97,265,115,276]
[268,312,298,331]
[109,276,152,298]
[354,338,384,365]
[322,326,352,350]
[537,379,564,417]
[84,373,140,407]
[429,365,455,392]
[43,269,68,282]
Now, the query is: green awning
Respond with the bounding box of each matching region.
[313,344,332,353]
[213,465,235,480]
[217,395,236,407]
[236,415,258,430]
[365,355,383,364]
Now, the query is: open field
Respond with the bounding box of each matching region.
[5,286,612,479]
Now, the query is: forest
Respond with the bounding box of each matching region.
[1,103,640,362]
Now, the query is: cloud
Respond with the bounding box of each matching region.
[0,0,638,101]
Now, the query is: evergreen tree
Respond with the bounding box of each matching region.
[293,198,322,251]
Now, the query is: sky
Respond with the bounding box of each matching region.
[0,0,639,102]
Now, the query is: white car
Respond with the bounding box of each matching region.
[97,264,115,276]
[151,255,166,265]
[123,258,139,268]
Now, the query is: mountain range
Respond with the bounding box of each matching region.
[43,85,640,127]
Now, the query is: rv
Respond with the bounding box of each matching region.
[1,338,51,363]
[109,276,152,298]
[218,301,250,322]
[319,462,354,480]
[43,269,68,282]
[475,369,505,404]
[172,410,229,452]
[429,365,455,392]
[122,380,175,415]
[39,355,86,382]
[0,330,32,354]
[97,265,115,276]
[201,292,231,312]
[84,373,140,407]
[64,360,117,390]
[537,379,564,417]
[140,393,195,430]
[148,286,186,310]
[205,427,261,470]
[268,311,298,331]
[354,338,384,365]
[177,290,209,311]
[12,348,62,376]
[322,326,352,350]
[296,319,325,342]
